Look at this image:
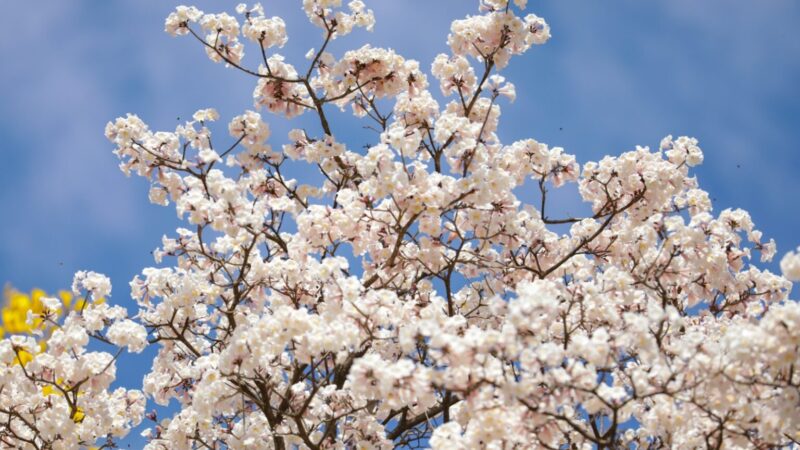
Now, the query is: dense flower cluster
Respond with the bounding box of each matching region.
[0,275,146,448]
[4,0,799,448]
[1,285,110,364]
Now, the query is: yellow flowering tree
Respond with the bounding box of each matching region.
[2,284,97,334]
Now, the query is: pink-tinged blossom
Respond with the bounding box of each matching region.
[164,6,202,37]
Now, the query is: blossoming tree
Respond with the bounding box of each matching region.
[4,0,800,448]
[0,274,146,448]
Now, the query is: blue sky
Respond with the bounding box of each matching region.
[1,0,799,445]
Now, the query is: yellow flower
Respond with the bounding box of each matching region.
[42,384,56,397]
[59,290,73,309]
[3,289,33,333]
[42,379,87,423]
[30,288,46,314]
[72,407,86,423]
[13,348,33,366]
[1,285,101,340]
[1,286,74,366]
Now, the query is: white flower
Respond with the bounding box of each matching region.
[198,149,222,164]
[192,108,219,122]
[107,319,149,353]
[72,271,112,299]
[42,296,62,311]
[165,6,203,36]
[780,247,800,281]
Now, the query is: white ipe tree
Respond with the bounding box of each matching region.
[3,0,800,449]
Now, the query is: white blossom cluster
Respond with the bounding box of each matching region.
[782,247,800,282]
[5,1,799,448]
[0,273,146,448]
